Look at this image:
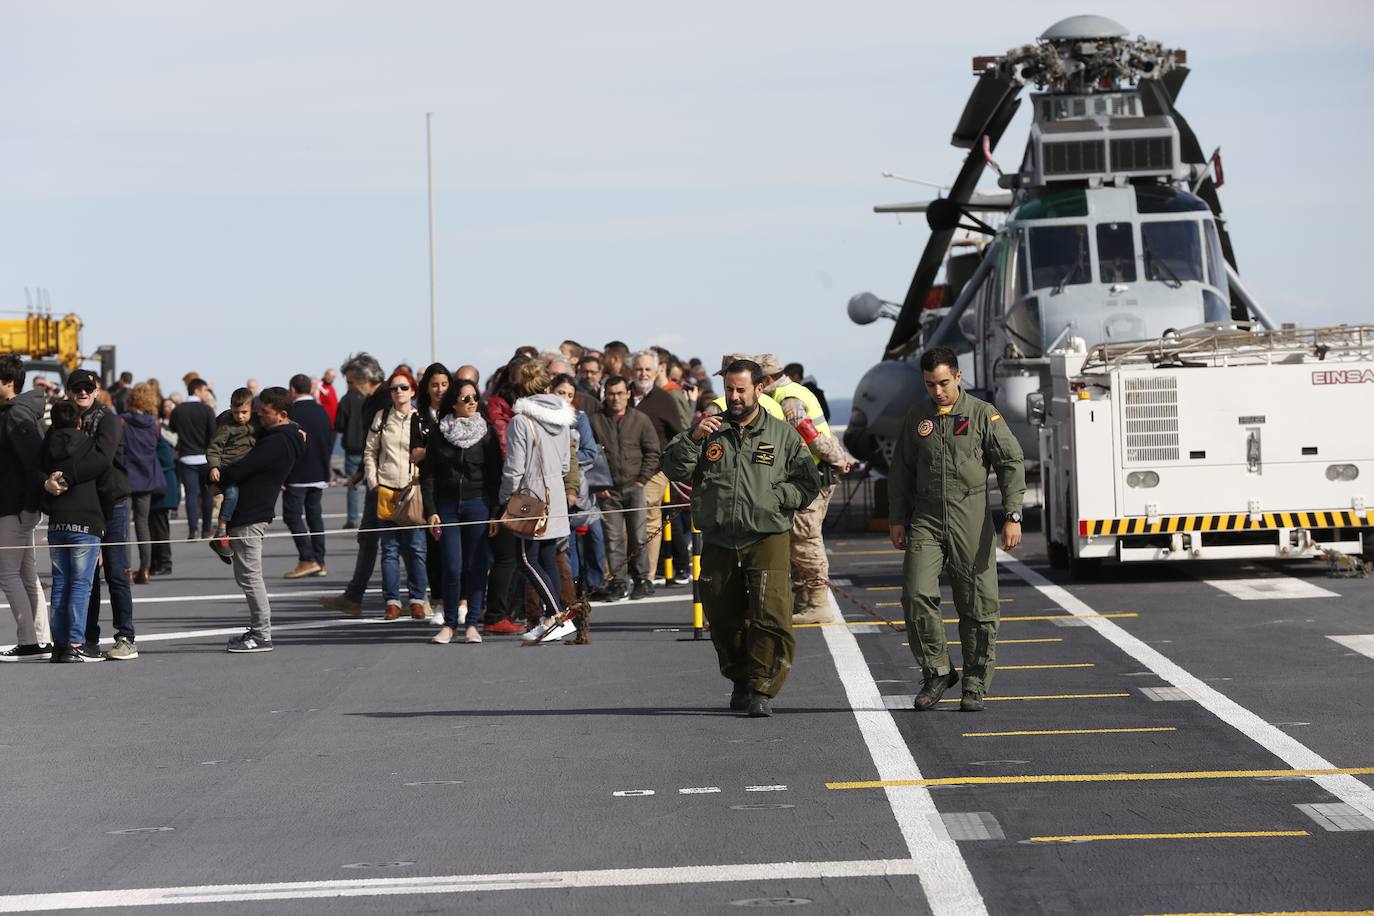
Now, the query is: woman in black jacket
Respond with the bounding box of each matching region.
[421,378,501,645]
[415,363,451,623]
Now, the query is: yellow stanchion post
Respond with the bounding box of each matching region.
[661,485,674,583]
[691,522,704,640]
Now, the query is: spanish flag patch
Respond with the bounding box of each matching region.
[989,413,1002,422]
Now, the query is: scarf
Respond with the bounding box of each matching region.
[440,413,488,449]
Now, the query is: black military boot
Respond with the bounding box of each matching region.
[729,680,751,712]
[912,670,959,711]
[747,692,773,718]
[959,691,985,713]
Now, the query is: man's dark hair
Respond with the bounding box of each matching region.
[118,371,134,384]
[257,386,292,414]
[603,340,629,358]
[50,400,80,429]
[723,359,764,386]
[603,375,629,393]
[783,362,804,382]
[513,345,539,360]
[187,377,208,396]
[919,347,960,374]
[289,373,312,396]
[229,387,254,410]
[0,355,26,392]
[580,354,601,370]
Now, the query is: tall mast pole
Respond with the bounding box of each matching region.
[426,112,437,364]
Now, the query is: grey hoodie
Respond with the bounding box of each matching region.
[499,394,573,540]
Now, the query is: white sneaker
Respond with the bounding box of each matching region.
[540,619,577,643]
[522,619,550,643]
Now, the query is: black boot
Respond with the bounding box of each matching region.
[912,670,959,711]
[729,680,750,712]
[746,692,773,718]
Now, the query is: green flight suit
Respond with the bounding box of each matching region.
[888,390,1025,695]
[663,408,821,697]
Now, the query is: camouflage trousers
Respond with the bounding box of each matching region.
[791,484,834,610]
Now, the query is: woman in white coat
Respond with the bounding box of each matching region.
[499,361,575,644]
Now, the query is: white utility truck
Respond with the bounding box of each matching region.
[1032,324,1374,576]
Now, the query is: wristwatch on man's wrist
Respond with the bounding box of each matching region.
[1006,511,1022,524]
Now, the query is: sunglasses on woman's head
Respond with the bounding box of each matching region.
[389,384,410,392]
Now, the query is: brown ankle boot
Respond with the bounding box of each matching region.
[133,568,151,585]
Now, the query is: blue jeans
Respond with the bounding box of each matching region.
[48,529,101,647]
[380,522,427,606]
[344,452,364,525]
[567,518,606,590]
[178,462,213,536]
[217,483,240,529]
[437,497,492,628]
[282,486,326,565]
[85,499,135,643]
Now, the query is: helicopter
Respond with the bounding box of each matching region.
[843,14,1278,476]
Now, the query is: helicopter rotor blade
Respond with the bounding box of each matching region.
[884,78,1021,358]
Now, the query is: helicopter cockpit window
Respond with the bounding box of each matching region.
[1203,219,1228,294]
[1134,185,1211,214]
[1028,225,1090,291]
[1013,189,1088,221]
[1096,223,1136,284]
[1141,221,1204,286]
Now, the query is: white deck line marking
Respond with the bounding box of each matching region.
[1,588,691,613]
[819,591,987,916]
[0,859,926,912]
[1329,634,1374,660]
[1201,576,1339,601]
[997,550,1374,823]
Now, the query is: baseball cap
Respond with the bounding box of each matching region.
[65,369,100,391]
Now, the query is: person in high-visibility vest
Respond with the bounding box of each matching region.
[756,354,849,624]
[707,353,785,420]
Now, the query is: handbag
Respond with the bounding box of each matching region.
[500,416,550,537]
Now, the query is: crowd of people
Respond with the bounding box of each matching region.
[0,342,841,661]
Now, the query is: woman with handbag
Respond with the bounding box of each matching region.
[498,361,576,644]
[421,378,500,645]
[364,368,429,621]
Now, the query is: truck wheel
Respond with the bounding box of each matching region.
[1045,501,1068,568]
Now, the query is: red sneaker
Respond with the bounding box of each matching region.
[484,618,525,635]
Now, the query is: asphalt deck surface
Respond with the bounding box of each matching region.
[1,488,1371,915]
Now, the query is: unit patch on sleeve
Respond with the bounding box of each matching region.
[953,415,970,436]
[705,442,725,463]
[989,413,1002,422]
[751,442,776,466]
[917,418,934,437]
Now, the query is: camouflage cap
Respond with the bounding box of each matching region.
[754,353,784,377]
[715,352,756,376]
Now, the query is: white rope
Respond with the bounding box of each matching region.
[7,501,693,550]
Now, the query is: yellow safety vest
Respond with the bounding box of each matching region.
[711,393,785,420]
[770,381,831,464]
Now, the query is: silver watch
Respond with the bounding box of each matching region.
[1006,511,1022,524]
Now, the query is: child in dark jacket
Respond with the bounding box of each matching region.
[42,400,107,663]
[207,387,257,560]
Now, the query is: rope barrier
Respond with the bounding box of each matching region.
[3,501,694,551]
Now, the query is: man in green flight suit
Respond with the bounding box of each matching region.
[888,347,1025,713]
[663,358,821,718]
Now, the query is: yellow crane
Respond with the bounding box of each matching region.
[0,311,84,371]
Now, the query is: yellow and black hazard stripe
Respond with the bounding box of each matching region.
[1079,510,1373,537]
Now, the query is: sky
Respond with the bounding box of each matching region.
[3,1,1372,403]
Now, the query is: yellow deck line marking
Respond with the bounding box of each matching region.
[901,638,1065,646]
[936,692,1129,704]
[1144,911,1374,915]
[962,727,1178,738]
[797,613,1136,628]
[1028,830,1307,844]
[826,766,1374,791]
[875,601,1023,607]
[993,663,1095,671]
